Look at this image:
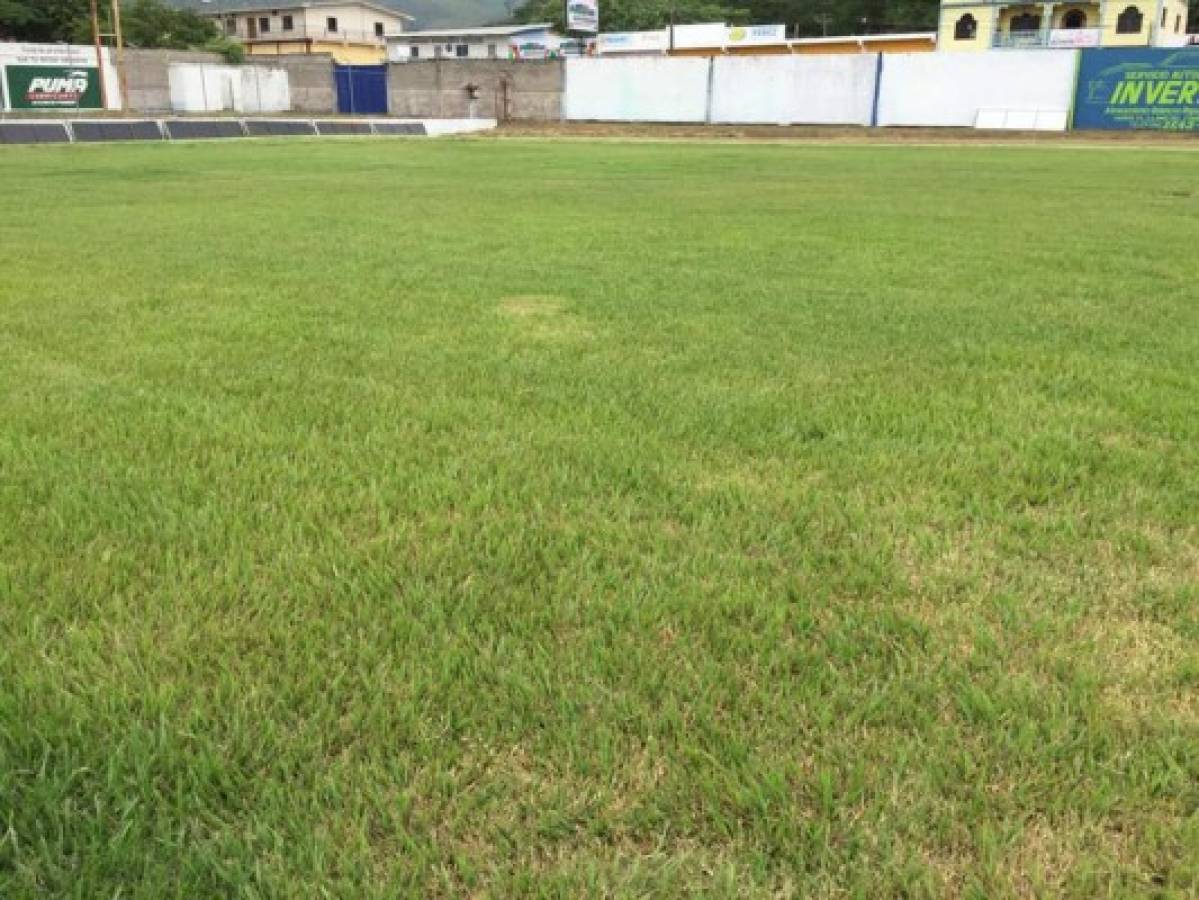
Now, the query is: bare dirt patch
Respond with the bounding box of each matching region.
[492,121,1199,148]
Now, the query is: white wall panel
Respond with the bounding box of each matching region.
[711,55,878,126]
[169,63,290,113]
[876,50,1077,128]
[565,57,709,123]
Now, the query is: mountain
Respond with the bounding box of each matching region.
[400,0,517,27]
[166,0,516,28]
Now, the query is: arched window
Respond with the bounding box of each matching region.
[1062,9,1087,29]
[1117,5,1143,33]
[955,13,978,39]
[1010,12,1041,32]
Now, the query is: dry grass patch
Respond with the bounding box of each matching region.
[499,295,593,342]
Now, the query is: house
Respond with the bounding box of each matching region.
[386,24,562,62]
[206,2,411,64]
[938,0,1191,50]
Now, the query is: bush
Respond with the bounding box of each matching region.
[204,37,246,64]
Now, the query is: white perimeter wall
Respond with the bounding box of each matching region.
[169,64,290,114]
[710,55,878,126]
[876,50,1078,128]
[564,52,1082,130]
[565,57,709,122]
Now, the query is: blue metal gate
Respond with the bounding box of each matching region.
[335,65,389,115]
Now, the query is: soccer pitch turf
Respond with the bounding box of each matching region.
[1,138,1197,896]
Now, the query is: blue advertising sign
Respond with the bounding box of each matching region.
[1074,47,1199,131]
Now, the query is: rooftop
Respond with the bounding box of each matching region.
[793,32,937,45]
[385,23,554,40]
[200,1,412,19]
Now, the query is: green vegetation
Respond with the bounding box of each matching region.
[0,0,217,48]
[1,137,1197,897]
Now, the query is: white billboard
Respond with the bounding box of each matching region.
[565,0,599,34]
[671,22,729,49]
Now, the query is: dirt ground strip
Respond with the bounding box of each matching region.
[491,121,1199,147]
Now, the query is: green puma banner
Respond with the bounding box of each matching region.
[5,65,102,109]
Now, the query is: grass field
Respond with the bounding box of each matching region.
[1,137,1197,897]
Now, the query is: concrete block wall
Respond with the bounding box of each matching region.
[123,49,335,114]
[388,60,564,121]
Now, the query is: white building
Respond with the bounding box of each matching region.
[386,23,565,61]
[204,1,411,64]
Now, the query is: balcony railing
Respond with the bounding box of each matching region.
[992,27,1102,48]
[238,28,386,45]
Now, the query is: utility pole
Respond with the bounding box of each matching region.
[111,0,128,111]
[90,0,109,110]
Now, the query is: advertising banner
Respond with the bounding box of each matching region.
[598,30,668,54]
[1074,48,1199,130]
[4,65,102,109]
[565,0,599,34]
[725,24,787,47]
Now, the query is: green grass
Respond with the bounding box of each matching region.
[1,136,1197,897]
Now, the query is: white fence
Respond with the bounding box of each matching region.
[564,52,1081,131]
[168,64,291,114]
[874,50,1077,128]
[710,55,878,126]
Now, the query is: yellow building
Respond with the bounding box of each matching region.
[938,0,1191,50]
[208,1,411,64]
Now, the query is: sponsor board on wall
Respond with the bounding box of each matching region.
[671,22,730,49]
[565,0,599,34]
[726,24,786,47]
[1,44,115,111]
[1074,48,1199,130]
[5,65,102,109]
[597,30,668,54]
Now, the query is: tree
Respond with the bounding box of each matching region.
[514,0,746,32]
[1,0,218,48]
[116,0,220,48]
[512,0,942,35]
[0,0,88,42]
[743,0,938,36]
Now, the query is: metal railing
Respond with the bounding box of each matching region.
[234,27,386,45]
